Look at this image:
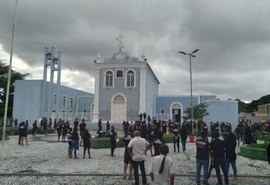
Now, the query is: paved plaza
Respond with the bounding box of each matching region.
[0,134,270,185]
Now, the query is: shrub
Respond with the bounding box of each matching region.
[256,131,270,144]
[91,137,124,149]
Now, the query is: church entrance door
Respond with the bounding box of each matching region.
[172,103,181,123]
[111,95,126,123]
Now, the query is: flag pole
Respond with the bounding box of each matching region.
[1,0,19,153]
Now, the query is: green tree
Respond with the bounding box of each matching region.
[0,61,29,118]
[236,99,248,113]
[183,103,209,121]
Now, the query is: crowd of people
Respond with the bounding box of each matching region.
[13,116,270,185]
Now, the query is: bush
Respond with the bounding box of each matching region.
[163,133,173,143]
[256,131,270,144]
[91,137,124,149]
[0,127,14,135]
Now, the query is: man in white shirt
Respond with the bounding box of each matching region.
[128,130,150,185]
[149,144,175,185]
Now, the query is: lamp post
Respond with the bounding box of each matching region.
[178,49,199,131]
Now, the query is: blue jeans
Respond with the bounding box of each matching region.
[181,139,186,152]
[214,157,229,185]
[226,159,237,177]
[196,159,209,184]
[71,140,79,158]
[132,160,147,185]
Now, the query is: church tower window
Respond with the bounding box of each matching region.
[126,70,135,87]
[105,71,113,87]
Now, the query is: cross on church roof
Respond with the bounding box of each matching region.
[116,34,124,52]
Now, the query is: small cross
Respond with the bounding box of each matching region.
[116,34,124,52]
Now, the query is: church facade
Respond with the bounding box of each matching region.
[12,44,238,127]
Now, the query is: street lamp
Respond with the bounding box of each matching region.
[178,49,199,131]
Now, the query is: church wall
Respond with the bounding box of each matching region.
[155,96,199,120]
[13,80,93,125]
[76,96,94,120]
[145,70,159,118]
[13,80,43,124]
[199,95,217,103]
[203,100,238,129]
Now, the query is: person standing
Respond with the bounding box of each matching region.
[224,128,237,179]
[161,121,167,134]
[32,120,38,137]
[56,120,62,142]
[53,119,57,133]
[172,128,180,152]
[234,124,241,147]
[48,118,52,129]
[149,144,175,185]
[195,132,210,185]
[71,129,79,159]
[153,129,164,156]
[128,131,150,185]
[20,121,29,146]
[98,118,102,131]
[180,122,188,153]
[67,128,73,158]
[140,121,148,139]
[42,117,48,135]
[82,129,92,159]
[62,121,68,142]
[147,123,155,156]
[79,119,87,146]
[110,126,117,157]
[73,118,79,128]
[14,118,18,128]
[123,131,134,180]
[210,132,229,185]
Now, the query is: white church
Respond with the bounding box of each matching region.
[12,40,238,127]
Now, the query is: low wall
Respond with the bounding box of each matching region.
[239,146,267,161]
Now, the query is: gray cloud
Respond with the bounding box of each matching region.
[1,0,270,102]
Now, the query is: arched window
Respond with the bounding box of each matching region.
[62,96,66,107]
[126,70,135,87]
[105,71,113,87]
[70,97,73,108]
[53,94,57,106]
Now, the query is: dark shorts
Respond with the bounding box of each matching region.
[124,150,132,164]
[83,143,90,149]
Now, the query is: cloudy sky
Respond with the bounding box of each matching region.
[1,0,270,103]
